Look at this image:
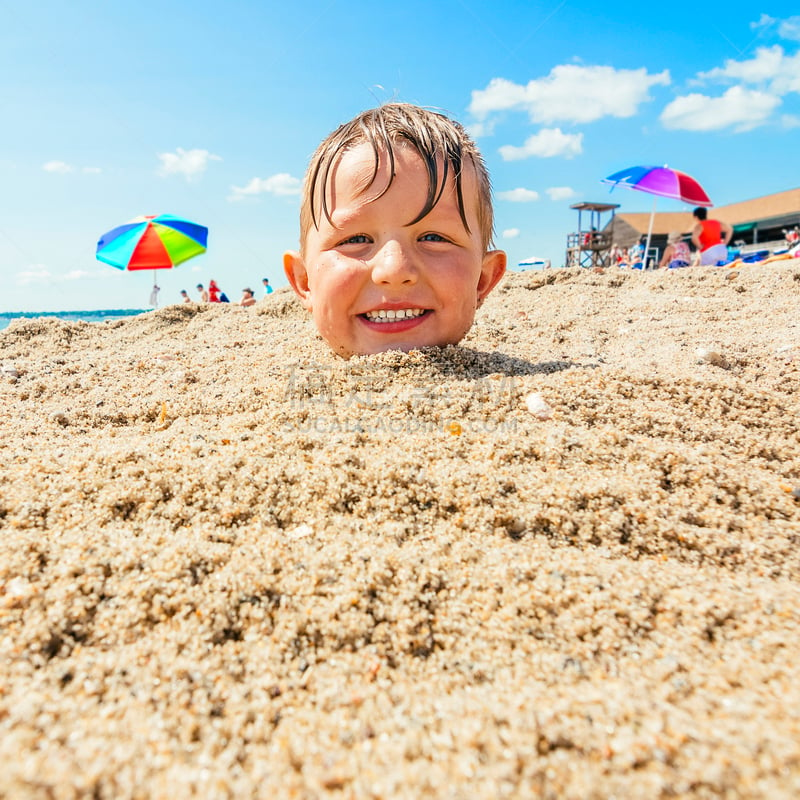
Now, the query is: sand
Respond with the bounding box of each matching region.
[1,263,799,798]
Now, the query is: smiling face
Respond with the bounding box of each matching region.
[283,143,506,358]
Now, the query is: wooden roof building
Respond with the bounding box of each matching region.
[605,187,800,250]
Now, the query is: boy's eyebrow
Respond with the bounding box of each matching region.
[325,203,469,238]
[324,207,364,230]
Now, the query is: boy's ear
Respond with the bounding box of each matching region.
[476,249,507,306]
[283,251,313,311]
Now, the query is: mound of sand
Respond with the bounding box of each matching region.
[1,265,799,797]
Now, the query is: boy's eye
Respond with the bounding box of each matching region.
[419,233,448,242]
[340,234,371,245]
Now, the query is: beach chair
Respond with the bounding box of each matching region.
[741,249,770,264]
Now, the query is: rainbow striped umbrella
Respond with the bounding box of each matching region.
[96,214,208,271]
[96,214,208,307]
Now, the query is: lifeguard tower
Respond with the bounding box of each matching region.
[565,202,619,268]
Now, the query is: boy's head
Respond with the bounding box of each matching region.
[693,207,708,221]
[284,103,506,358]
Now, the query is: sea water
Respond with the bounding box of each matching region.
[0,308,149,332]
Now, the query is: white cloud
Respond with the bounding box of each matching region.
[499,128,583,160]
[470,66,670,124]
[16,267,52,286]
[42,160,73,174]
[679,42,800,129]
[781,113,800,128]
[497,188,540,202]
[15,266,111,286]
[228,173,302,201]
[502,228,521,239]
[470,78,528,117]
[546,186,577,201]
[42,161,101,175]
[157,148,221,180]
[660,85,781,131]
[754,14,776,27]
[751,14,776,32]
[465,119,496,139]
[750,14,800,41]
[699,45,785,83]
[698,45,800,94]
[779,16,800,41]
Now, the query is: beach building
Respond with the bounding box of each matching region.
[604,187,800,258]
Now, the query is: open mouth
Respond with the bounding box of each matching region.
[361,308,430,324]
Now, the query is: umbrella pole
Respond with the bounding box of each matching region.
[644,196,657,270]
[151,270,159,309]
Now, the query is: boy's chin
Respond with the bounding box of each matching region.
[327,341,422,360]
[326,333,470,360]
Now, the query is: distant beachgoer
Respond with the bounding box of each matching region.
[208,280,223,302]
[659,232,691,269]
[239,288,256,307]
[180,289,191,303]
[196,283,209,303]
[692,207,732,266]
[628,238,645,270]
[262,278,274,295]
[614,244,631,268]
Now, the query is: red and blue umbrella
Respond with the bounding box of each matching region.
[602,165,712,267]
[602,165,712,207]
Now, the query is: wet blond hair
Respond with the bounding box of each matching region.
[299,103,495,254]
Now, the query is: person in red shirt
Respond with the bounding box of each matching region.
[692,207,733,266]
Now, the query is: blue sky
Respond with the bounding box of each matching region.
[1,1,798,311]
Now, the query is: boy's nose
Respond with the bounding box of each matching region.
[370,240,418,286]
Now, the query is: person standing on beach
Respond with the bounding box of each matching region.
[692,207,732,266]
[196,283,209,303]
[180,289,191,303]
[263,278,274,295]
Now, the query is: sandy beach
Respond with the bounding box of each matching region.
[1,263,799,798]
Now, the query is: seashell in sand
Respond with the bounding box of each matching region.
[695,347,728,368]
[524,392,553,420]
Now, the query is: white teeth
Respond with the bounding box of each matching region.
[364,308,426,323]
